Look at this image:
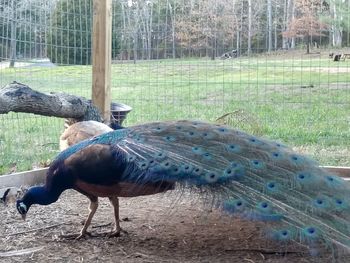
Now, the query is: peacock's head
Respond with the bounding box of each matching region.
[15,186,57,220]
[16,199,29,220]
[16,188,35,221]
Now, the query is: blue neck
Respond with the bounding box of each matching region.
[110,122,124,130]
[25,186,62,207]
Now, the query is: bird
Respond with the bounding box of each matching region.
[59,120,114,151]
[59,120,124,151]
[1,188,11,204]
[58,120,124,238]
[16,120,350,255]
[1,187,22,205]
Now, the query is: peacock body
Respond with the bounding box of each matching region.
[17,120,350,253]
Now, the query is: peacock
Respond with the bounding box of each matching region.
[1,187,23,205]
[16,120,350,255]
[59,120,114,151]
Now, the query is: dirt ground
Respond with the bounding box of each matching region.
[0,190,348,263]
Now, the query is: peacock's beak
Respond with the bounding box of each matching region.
[21,214,26,221]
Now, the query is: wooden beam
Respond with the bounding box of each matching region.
[323,166,350,180]
[92,0,112,124]
[0,168,47,188]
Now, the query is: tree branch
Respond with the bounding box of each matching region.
[0,82,103,123]
[0,246,44,257]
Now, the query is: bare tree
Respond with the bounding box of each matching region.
[331,0,342,46]
[168,0,176,59]
[175,0,238,58]
[9,0,17,67]
[326,0,350,47]
[267,0,273,52]
[274,1,279,50]
[0,0,56,66]
[290,0,296,48]
[282,0,295,49]
[284,0,326,53]
[247,0,252,55]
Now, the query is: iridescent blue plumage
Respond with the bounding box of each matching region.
[57,128,128,161]
[16,120,350,254]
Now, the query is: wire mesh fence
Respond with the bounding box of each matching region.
[0,0,350,175]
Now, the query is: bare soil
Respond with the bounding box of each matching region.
[0,190,348,262]
[303,67,350,74]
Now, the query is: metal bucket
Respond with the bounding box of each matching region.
[110,102,132,126]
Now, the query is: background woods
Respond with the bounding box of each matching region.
[0,0,350,63]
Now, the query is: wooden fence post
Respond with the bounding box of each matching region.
[92,0,112,124]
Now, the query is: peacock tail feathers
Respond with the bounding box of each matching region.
[58,120,350,253]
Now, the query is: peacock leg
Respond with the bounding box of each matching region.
[60,196,98,240]
[107,196,126,237]
[76,197,98,239]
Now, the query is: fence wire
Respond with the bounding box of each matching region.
[0,0,350,175]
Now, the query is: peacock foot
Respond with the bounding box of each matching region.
[102,228,128,238]
[107,229,121,238]
[59,231,93,240]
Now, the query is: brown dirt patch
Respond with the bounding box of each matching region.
[1,190,348,262]
[303,67,350,74]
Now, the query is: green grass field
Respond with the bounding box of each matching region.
[1,52,350,174]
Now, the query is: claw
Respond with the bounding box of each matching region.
[59,231,92,240]
[107,230,121,238]
[104,228,128,238]
[75,231,92,240]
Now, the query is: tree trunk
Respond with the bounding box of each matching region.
[172,4,176,59]
[333,29,342,47]
[139,8,147,60]
[156,2,161,59]
[211,38,216,60]
[267,0,272,52]
[247,0,252,55]
[132,5,140,63]
[348,0,350,46]
[290,0,295,49]
[9,1,17,68]
[211,2,217,60]
[306,34,310,54]
[167,2,176,59]
[274,3,278,50]
[164,0,169,59]
[331,1,342,47]
[133,29,138,63]
[236,30,240,55]
[120,2,128,60]
[282,0,288,49]
[147,2,153,60]
[240,2,243,56]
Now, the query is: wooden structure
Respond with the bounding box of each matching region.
[92,0,112,124]
[0,169,47,189]
[322,166,350,180]
[330,53,350,61]
[341,54,350,60]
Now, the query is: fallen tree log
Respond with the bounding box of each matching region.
[0,81,103,124]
